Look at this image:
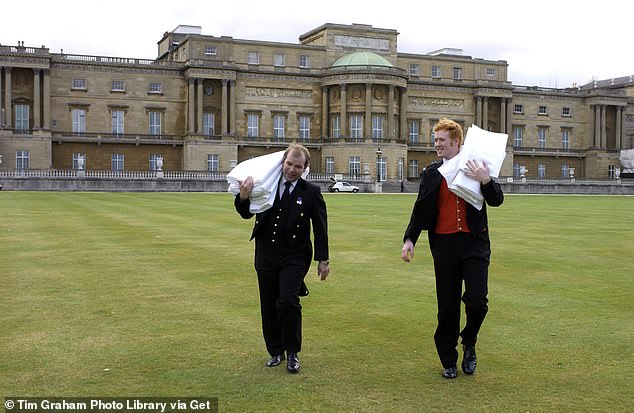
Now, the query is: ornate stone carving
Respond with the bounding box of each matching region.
[334,35,389,51]
[245,87,312,99]
[410,97,464,110]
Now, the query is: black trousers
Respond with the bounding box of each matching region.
[429,232,490,368]
[255,241,305,356]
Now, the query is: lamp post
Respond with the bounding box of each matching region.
[375,147,382,193]
[375,147,382,182]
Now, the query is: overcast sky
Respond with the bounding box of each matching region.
[2,0,632,88]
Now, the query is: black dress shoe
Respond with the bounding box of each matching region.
[265,354,284,367]
[286,352,300,374]
[442,366,457,379]
[461,345,477,375]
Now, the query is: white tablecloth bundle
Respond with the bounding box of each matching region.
[227,151,309,213]
[439,125,508,210]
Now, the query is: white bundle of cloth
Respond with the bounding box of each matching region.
[227,151,309,213]
[439,125,508,210]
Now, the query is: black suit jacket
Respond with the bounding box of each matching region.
[235,177,329,263]
[403,161,504,246]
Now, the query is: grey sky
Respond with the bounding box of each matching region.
[2,0,631,88]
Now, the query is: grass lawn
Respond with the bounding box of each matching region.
[1,192,632,412]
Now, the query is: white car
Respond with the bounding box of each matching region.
[328,181,359,193]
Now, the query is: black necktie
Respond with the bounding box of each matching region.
[281,181,291,207]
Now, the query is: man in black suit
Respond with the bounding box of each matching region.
[235,143,330,374]
[401,118,504,379]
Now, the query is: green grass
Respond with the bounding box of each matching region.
[1,192,633,412]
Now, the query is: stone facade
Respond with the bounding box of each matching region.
[1,23,633,180]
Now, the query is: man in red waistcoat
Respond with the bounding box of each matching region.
[401,118,504,379]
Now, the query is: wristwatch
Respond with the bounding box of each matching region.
[320,260,330,265]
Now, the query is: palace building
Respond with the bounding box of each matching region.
[0,23,632,181]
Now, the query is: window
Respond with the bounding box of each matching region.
[562,107,571,117]
[16,150,29,170]
[247,51,259,65]
[538,164,546,178]
[513,126,523,148]
[299,55,310,68]
[15,104,29,132]
[372,115,383,139]
[73,152,86,170]
[377,157,386,181]
[514,104,524,114]
[299,116,310,141]
[409,64,420,76]
[201,113,214,137]
[72,78,86,89]
[205,46,217,56]
[538,128,547,149]
[608,165,616,178]
[538,106,548,115]
[409,120,420,143]
[562,129,570,150]
[111,80,125,92]
[408,159,418,178]
[431,65,441,78]
[349,156,361,176]
[325,157,335,175]
[331,115,340,139]
[430,121,437,144]
[562,164,570,179]
[453,67,462,80]
[486,68,496,76]
[273,115,285,141]
[112,153,124,171]
[149,154,161,171]
[350,115,363,140]
[247,113,259,138]
[398,158,404,181]
[513,163,521,178]
[207,154,219,172]
[273,54,285,67]
[149,82,162,93]
[72,109,86,135]
[112,110,124,135]
[149,111,161,136]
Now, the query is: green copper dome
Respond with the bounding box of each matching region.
[332,51,393,67]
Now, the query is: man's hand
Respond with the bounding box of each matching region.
[318,261,330,281]
[465,160,492,184]
[401,239,414,263]
[239,176,254,201]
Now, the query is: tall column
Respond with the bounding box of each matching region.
[0,67,4,126]
[229,80,236,135]
[476,96,482,128]
[400,87,407,141]
[33,69,41,129]
[197,79,203,135]
[506,98,513,135]
[594,105,600,147]
[43,69,50,130]
[616,106,626,150]
[500,98,507,134]
[616,106,622,150]
[321,86,328,138]
[601,105,607,149]
[187,78,195,135]
[364,83,372,140]
[482,96,489,131]
[221,79,228,135]
[4,67,11,128]
[387,85,394,140]
[340,84,347,137]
